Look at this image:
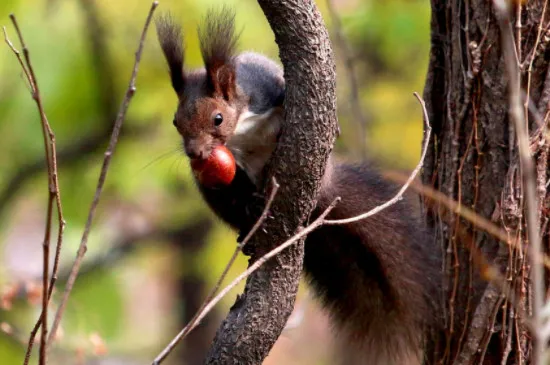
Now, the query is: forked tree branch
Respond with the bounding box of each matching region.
[3,15,66,365]
[199,0,339,364]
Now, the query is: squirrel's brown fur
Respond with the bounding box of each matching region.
[156,7,443,364]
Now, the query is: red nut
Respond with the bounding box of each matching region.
[190,145,236,187]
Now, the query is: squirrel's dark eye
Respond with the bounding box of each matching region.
[214,113,223,126]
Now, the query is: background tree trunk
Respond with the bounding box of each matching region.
[424,1,549,363]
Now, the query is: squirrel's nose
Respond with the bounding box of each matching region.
[186,149,201,159]
[185,140,208,160]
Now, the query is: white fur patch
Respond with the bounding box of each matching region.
[228,108,282,185]
[234,109,274,136]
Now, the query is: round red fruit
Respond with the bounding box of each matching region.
[190,145,236,187]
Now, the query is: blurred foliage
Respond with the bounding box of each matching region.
[330,0,430,166]
[0,0,430,364]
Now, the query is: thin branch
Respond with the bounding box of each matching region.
[4,14,67,365]
[38,194,52,365]
[237,179,280,250]
[386,170,550,270]
[494,2,545,365]
[47,1,159,349]
[324,92,431,225]
[2,26,32,91]
[152,197,340,365]
[152,178,279,364]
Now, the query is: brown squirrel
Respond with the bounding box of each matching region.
[156,8,443,365]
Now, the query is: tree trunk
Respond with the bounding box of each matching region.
[204,0,338,364]
[424,1,549,364]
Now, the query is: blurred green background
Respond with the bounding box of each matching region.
[0,0,429,364]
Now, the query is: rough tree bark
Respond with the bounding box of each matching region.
[204,0,337,364]
[424,1,549,364]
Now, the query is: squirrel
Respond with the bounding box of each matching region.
[156,8,443,365]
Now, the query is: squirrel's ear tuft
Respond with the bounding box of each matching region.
[198,6,240,101]
[156,14,186,95]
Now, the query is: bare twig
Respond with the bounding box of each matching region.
[324,92,431,225]
[4,14,66,365]
[325,0,369,154]
[151,179,279,364]
[237,179,279,250]
[494,2,545,364]
[208,179,279,299]
[47,1,159,349]
[2,26,32,89]
[387,171,550,270]
[152,197,340,365]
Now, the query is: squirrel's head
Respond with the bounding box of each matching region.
[156,8,244,160]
